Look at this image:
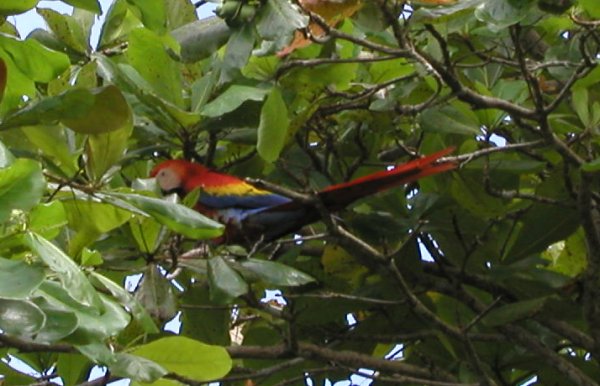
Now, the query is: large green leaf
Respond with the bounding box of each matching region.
[0,158,45,223]
[413,0,485,22]
[482,297,548,327]
[201,85,268,118]
[1,85,132,134]
[172,17,231,62]
[111,353,167,383]
[580,0,600,18]
[219,23,255,84]
[0,57,6,104]
[420,106,481,136]
[208,256,249,301]
[0,0,39,16]
[97,0,143,48]
[28,201,68,240]
[61,0,101,13]
[134,264,177,322]
[94,55,200,129]
[257,87,289,162]
[254,0,307,53]
[56,353,91,386]
[0,257,45,299]
[505,203,580,263]
[21,125,78,175]
[90,272,159,333]
[126,0,167,33]
[38,281,131,342]
[62,199,132,256]
[132,336,232,382]
[236,258,315,287]
[0,140,14,167]
[108,193,224,240]
[127,27,182,106]
[31,298,79,343]
[180,284,231,346]
[37,8,89,53]
[85,122,134,181]
[26,232,103,309]
[0,298,45,335]
[474,0,535,30]
[0,34,69,113]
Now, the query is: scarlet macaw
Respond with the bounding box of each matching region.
[151,148,456,244]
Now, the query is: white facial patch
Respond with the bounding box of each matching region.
[155,168,182,192]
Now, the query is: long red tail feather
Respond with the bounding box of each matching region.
[319,147,456,209]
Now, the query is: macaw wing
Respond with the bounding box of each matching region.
[198,181,292,210]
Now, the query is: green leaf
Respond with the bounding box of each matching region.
[180,284,231,346]
[255,0,307,53]
[132,336,232,382]
[108,193,224,240]
[0,57,6,104]
[97,0,143,48]
[208,256,249,301]
[126,0,167,33]
[62,199,132,256]
[56,353,91,386]
[0,360,35,385]
[237,258,315,286]
[219,23,255,84]
[413,0,485,22]
[572,88,590,127]
[191,72,217,114]
[582,158,600,172]
[21,125,78,175]
[94,56,200,129]
[129,215,163,253]
[25,232,103,309]
[451,174,506,218]
[545,229,587,277]
[0,34,69,113]
[31,299,79,343]
[111,353,167,383]
[127,28,182,106]
[0,140,14,167]
[0,0,39,16]
[80,248,103,267]
[29,201,68,240]
[38,281,131,342]
[62,0,102,13]
[0,257,45,299]
[420,106,481,136]
[2,86,132,135]
[505,203,580,262]
[257,87,289,162]
[0,298,45,335]
[134,264,177,322]
[90,272,159,334]
[172,17,231,62]
[580,0,600,18]
[474,0,535,30]
[85,123,134,181]
[61,85,133,134]
[0,158,45,223]
[482,297,548,327]
[37,8,88,53]
[75,342,117,364]
[201,85,268,118]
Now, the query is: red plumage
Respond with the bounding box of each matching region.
[151,148,457,245]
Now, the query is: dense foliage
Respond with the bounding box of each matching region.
[1,0,600,385]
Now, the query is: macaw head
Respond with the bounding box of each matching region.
[150,159,209,195]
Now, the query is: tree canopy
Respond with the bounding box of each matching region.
[1,0,600,385]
